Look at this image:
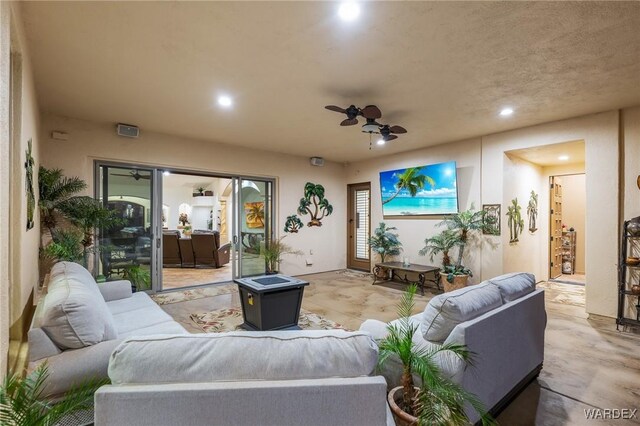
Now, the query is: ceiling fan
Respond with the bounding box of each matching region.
[324,104,382,126]
[325,103,407,147]
[110,170,150,181]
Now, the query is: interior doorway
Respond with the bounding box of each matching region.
[549,174,586,285]
[347,182,371,271]
[161,172,233,289]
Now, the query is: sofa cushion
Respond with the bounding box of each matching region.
[41,263,118,349]
[50,261,99,292]
[489,272,536,302]
[111,305,176,334]
[108,331,378,384]
[422,281,503,342]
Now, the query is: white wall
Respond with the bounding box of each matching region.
[346,138,484,284]
[502,155,544,279]
[558,174,586,274]
[39,113,347,276]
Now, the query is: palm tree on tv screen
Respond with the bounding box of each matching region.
[382,167,435,205]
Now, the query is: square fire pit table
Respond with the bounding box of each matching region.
[234,274,309,331]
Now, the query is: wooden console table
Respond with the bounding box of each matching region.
[372,261,441,295]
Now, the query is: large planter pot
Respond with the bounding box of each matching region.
[441,274,469,292]
[388,386,419,426]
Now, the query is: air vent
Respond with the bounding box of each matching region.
[116,123,139,138]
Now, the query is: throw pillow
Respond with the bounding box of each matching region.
[489,272,536,302]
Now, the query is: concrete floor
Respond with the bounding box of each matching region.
[159,270,640,425]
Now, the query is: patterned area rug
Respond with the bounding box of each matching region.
[537,281,585,307]
[190,307,348,333]
[335,269,371,279]
[151,284,237,305]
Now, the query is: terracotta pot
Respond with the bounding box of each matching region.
[388,386,419,426]
[441,274,469,292]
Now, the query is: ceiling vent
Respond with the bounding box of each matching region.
[310,157,324,167]
[116,123,139,138]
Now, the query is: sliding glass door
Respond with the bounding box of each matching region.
[96,164,156,291]
[234,177,274,278]
[96,161,275,291]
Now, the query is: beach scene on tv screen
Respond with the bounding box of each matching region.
[380,161,459,216]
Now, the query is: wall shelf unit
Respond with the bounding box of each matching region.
[617,216,640,330]
[561,230,576,274]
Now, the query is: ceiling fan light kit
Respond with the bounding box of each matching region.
[324,104,407,149]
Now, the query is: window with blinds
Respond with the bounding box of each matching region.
[355,189,370,260]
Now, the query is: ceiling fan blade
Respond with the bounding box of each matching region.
[385,135,398,141]
[140,176,151,180]
[111,173,134,177]
[325,105,346,113]
[361,105,382,119]
[340,118,358,126]
[389,125,407,134]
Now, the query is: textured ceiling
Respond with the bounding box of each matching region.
[20,1,640,162]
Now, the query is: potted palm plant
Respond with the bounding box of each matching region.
[418,229,463,292]
[0,363,108,425]
[261,236,303,274]
[368,222,403,278]
[379,284,492,425]
[436,205,492,290]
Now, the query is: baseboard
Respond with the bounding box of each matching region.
[474,363,543,425]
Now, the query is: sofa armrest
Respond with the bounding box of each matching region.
[30,339,123,399]
[98,280,132,301]
[359,319,389,340]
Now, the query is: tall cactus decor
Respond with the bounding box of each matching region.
[507,198,525,243]
[284,215,304,233]
[297,182,333,227]
[527,190,538,233]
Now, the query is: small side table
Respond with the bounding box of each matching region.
[372,262,441,295]
[234,274,309,330]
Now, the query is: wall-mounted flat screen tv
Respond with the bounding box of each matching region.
[379,161,459,217]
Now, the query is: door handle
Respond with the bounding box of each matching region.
[356,213,360,229]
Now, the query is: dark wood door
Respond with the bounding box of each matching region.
[347,182,371,271]
[550,176,563,279]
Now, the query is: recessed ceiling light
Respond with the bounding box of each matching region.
[163,171,171,176]
[558,155,569,161]
[217,95,233,108]
[377,139,385,146]
[338,2,360,21]
[499,107,514,117]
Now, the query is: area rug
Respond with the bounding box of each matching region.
[190,307,349,333]
[335,269,371,279]
[537,281,585,307]
[151,283,237,305]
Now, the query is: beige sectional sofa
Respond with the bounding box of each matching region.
[360,272,546,423]
[28,261,188,398]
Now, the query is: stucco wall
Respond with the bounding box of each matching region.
[502,155,544,279]
[347,110,622,318]
[345,138,484,285]
[482,111,619,317]
[1,2,41,376]
[39,113,348,277]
